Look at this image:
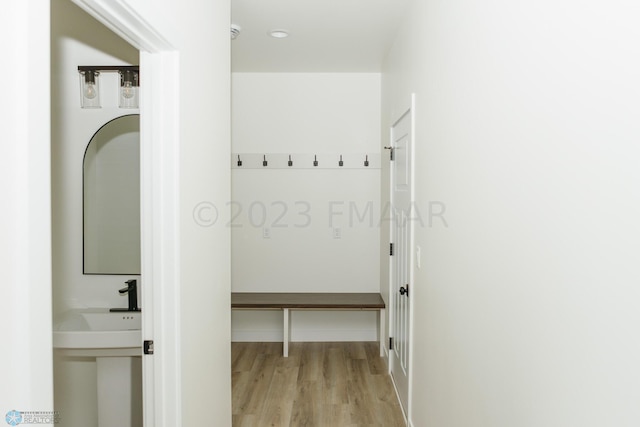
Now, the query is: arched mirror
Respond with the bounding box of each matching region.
[83,114,140,274]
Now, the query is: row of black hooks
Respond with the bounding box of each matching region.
[237,154,371,167]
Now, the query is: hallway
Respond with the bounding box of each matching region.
[232,342,405,426]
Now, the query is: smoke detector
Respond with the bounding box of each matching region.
[230,24,241,40]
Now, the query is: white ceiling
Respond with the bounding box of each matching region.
[231,0,410,72]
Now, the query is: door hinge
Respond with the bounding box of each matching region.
[143,340,154,355]
[384,146,394,161]
[389,337,394,350]
[390,243,394,256]
[400,284,409,297]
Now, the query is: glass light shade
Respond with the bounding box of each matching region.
[119,70,139,109]
[79,70,101,108]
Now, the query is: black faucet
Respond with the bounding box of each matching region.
[110,279,141,312]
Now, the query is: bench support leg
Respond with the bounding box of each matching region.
[283,308,290,357]
[379,308,386,357]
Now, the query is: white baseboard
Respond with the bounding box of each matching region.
[382,345,390,371]
[291,328,377,342]
[231,329,283,342]
[231,328,377,342]
[389,368,409,427]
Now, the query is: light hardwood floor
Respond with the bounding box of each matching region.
[232,342,406,427]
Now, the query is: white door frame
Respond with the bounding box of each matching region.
[69,1,181,425]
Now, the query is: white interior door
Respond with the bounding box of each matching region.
[389,96,414,415]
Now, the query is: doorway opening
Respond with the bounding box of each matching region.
[230,0,412,424]
[51,1,143,425]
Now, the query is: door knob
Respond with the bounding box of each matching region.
[399,285,409,296]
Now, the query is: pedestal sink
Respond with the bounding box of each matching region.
[53,309,142,427]
[53,308,141,356]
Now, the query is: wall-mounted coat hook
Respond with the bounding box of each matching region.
[232,153,381,169]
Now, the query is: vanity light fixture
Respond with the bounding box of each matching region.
[79,69,101,109]
[78,65,139,109]
[119,68,139,109]
[268,29,290,38]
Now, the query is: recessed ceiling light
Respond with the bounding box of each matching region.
[268,29,290,39]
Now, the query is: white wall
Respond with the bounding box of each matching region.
[0,0,54,419]
[232,73,381,341]
[382,0,640,426]
[114,0,233,424]
[2,0,231,424]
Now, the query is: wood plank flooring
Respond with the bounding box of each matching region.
[232,342,406,427]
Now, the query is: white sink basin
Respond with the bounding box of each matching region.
[78,311,141,331]
[53,309,142,356]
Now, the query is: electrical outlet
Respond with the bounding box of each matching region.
[333,228,341,239]
[263,228,270,239]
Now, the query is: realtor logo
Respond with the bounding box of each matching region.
[4,410,59,425]
[5,411,22,426]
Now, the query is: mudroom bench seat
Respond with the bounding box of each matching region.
[231,292,386,357]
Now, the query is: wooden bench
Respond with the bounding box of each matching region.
[231,292,386,357]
